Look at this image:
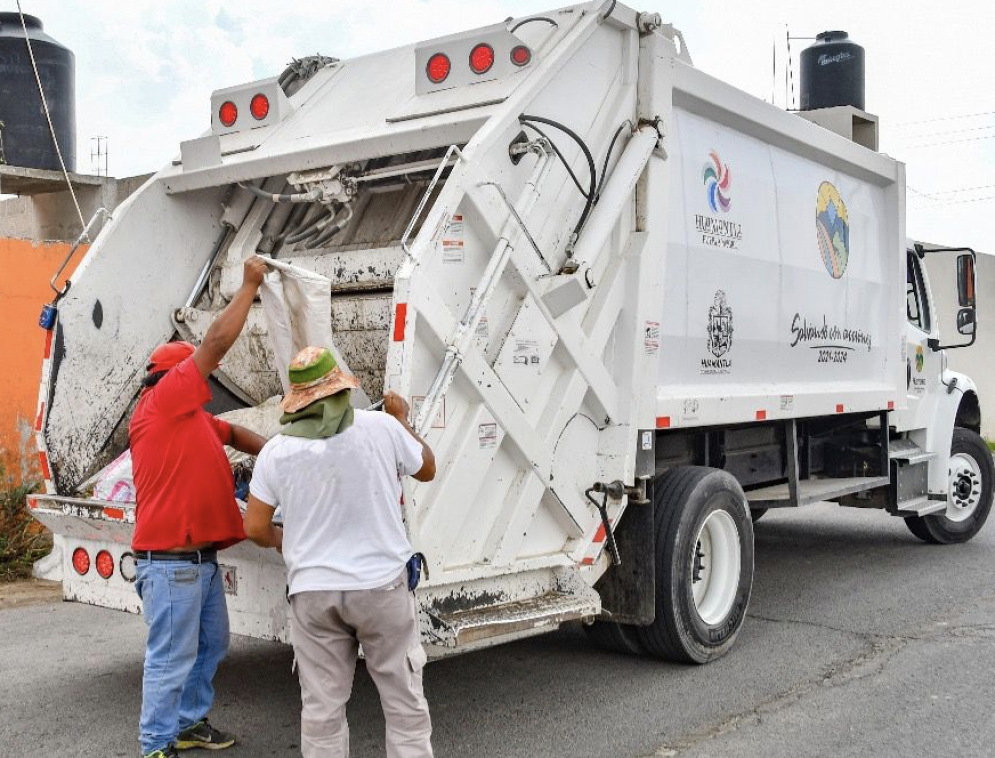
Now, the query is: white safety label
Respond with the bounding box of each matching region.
[442,214,465,264]
[479,423,498,448]
[644,321,660,355]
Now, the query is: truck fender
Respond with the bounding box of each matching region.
[918,369,977,494]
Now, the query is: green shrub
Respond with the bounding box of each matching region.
[0,462,50,582]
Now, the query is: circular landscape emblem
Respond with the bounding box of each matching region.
[815,181,850,279]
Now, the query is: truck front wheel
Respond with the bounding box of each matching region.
[905,427,994,544]
[637,466,754,663]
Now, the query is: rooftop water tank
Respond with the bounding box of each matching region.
[0,13,76,172]
[800,31,865,112]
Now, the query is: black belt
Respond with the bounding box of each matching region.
[138,549,217,563]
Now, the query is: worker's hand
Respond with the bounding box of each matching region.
[384,391,410,423]
[243,255,269,290]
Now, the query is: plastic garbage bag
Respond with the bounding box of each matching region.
[92,450,136,503]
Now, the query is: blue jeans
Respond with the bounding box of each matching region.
[135,559,229,755]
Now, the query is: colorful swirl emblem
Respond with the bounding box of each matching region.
[815,181,850,279]
[703,151,731,213]
[915,345,924,372]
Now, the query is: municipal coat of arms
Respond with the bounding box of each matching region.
[707,290,734,358]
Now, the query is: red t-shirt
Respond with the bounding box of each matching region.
[129,357,246,551]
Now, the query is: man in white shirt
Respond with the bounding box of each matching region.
[244,345,436,758]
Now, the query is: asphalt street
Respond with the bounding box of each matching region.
[3,503,995,758]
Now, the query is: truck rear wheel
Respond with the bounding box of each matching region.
[905,427,994,544]
[583,619,644,655]
[636,466,754,663]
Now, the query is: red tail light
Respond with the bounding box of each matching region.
[469,43,495,75]
[511,45,532,66]
[95,550,115,579]
[219,100,238,127]
[426,53,451,83]
[250,93,269,120]
[72,547,90,576]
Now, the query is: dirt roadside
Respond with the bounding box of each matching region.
[0,578,62,610]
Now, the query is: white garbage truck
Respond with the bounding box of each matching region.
[28,1,989,663]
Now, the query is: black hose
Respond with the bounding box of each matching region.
[602,0,617,20]
[273,202,311,248]
[519,121,592,201]
[509,16,558,33]
[285,208,335,245]
[520,113,598,239]
[596,120,633,200]
[304,223,343,250]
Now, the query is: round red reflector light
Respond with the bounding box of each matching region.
[218,100,238,127]
[426,53,451,84]
[511,45,532,67]
[95,550,115,580]
[250,93,269,121]
[72,547,90,576]
[469,43,495,75]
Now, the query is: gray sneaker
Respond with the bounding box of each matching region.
[143,745,179,758]
[176,719,236,751]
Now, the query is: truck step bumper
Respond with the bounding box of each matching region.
[428,586,601,648]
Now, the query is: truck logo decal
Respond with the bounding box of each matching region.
[915,345,924,372]
[816,181,850,279]
[702,290,733,374]
[703,151,731,213]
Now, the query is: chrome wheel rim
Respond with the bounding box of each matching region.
[947,453,983,523]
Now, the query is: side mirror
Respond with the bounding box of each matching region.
[957,254,976,307]
[957,307,976,335]
[917,244,978,351]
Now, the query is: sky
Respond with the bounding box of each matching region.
[7,0,994,251]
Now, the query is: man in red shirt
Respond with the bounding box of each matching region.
[130,257,268,758]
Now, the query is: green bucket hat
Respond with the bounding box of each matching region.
[281,346,360,413]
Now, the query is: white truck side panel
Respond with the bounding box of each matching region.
[654,68,905,428]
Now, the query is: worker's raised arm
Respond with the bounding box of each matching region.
[230,424,267,456]
[384,391,436,482]
[191,256,268,379]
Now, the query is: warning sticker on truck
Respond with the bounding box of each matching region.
[478,423,498,448]
[442,214,465,263]
[644,321,660,354]
[221,565,238,596]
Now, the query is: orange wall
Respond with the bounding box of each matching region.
[0,238,86,467]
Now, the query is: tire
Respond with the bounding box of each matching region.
[583,619,645,655]
[750,507,768,523]
[904,427,995,544]
[636,466,754,664]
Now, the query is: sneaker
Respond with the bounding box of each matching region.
[176,719,236,751]
[143,745,179,758]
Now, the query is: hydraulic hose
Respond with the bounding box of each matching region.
[520,113,598,244]
[238,181,322,204]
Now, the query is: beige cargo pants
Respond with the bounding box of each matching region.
[289,573,433,758]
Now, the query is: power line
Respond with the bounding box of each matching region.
[910,195,995,209]
[893,109,995,128]
[903,133,995,149]
[895,124,995,141]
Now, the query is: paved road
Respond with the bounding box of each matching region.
[3,504,995,758]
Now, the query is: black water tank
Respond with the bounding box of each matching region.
[0,13,75,172]
[800,31,864,111]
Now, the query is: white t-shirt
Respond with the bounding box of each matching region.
[249,409,424,594]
